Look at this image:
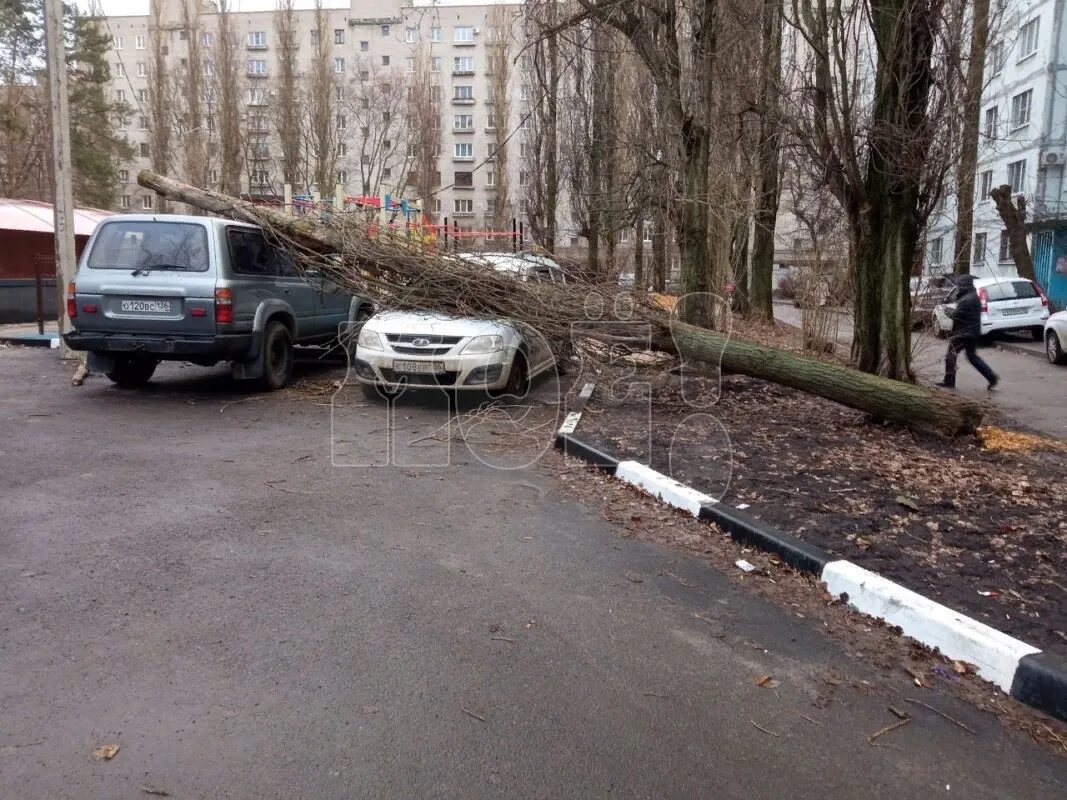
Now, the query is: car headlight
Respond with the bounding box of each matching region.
[461,335,504,354]
[357,327,383,351]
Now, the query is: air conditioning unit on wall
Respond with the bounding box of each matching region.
[1042,151,1066,167]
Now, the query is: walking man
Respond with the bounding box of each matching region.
[936,274,1000,390]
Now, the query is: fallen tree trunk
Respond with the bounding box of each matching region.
[138,170,985,434]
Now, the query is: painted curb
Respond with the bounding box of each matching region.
[994,340,1046,361]
[555,427,1067,723]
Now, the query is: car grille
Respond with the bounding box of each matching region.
[385,333,463,357]
[379,368,460,387]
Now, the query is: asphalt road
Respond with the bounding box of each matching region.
[1,348,1065,799]
[773,302,1067,439]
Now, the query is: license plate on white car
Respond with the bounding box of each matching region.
[393,359,445,374]
[1000,307,1028,316]
[120,299,172,313]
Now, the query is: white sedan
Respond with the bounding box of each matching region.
[1045,310,1067,365]
[351,310,555,400]
[932,276,1050,340]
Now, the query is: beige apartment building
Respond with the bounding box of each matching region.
[102,0,533,242]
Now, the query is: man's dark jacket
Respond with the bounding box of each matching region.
[949,287,982,339]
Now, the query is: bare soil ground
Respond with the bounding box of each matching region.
[574,324,1067,657]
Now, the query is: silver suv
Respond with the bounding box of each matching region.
[64,215,370,389]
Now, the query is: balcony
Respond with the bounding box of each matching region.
[452,69,475,77]
[452,210,475,218]
[451,97,475,106]
[453,127,474,135]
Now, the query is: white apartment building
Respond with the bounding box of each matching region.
[101,0,538,242]
[926,0,1067,305]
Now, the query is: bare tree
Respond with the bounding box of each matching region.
[273,0,304,189]
[307,0,338,196]
[344,60,406,196]
[487,6,513,231]
[405,41,441,221]
[524,0,561,251]
[214,0,243,196]
[147,0,173,209]
[178,0,209,196]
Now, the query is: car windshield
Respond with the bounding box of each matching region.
[984,280,1039,301]
[88,221,210,272]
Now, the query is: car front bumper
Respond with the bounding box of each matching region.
[352,346,512,390]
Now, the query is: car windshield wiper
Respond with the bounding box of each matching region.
[131,263,191,276]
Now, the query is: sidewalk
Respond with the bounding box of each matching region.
[0,321,59,348]
[772,301,1067,439]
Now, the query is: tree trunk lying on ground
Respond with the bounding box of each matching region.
[138,170,985,435]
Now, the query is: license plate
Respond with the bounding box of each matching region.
[1000,307,1028,316]
[393,359,445,374]
[120,299,172,313]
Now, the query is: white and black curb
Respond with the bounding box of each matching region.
[554,417,1067,724]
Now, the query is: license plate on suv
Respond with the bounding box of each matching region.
[1000,307,1028,316]
[120,299,172,313]
[393,359,445,374]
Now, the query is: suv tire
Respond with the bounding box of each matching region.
[258,320,295,390]
[106,356,158,387]
[490,351,529,401]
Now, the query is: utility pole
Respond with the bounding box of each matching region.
[43,0,78,359]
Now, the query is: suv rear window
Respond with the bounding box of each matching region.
[88,221,210,271]
[984,280,1038,301]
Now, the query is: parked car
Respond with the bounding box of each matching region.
[910,274,954,329]
[932,276,1050,340]
[64,215,371,389]
[1045,309,1067,365]
[458,252,568,284]
[351,259,556,400]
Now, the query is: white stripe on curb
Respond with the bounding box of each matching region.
[821,560,1041,691]
[558,412,583,435]
[615,461,714,517]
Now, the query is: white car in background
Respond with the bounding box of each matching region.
[350,255,557,400]
[1044,310,1067,365]
[932,276,1050,340]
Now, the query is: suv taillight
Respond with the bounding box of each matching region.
[978,287,989,314]
[1036,283,1049,308]
[66,280,77,319]
[215,287,233,323]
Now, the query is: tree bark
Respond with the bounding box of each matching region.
[990,184,1036,281]
[138,169,985,436]
[952,0,990,275]
[749,0,782,321]
[652,207,667,292]
[633,222,645,289]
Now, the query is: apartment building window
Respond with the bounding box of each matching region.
[520,85,529,101]
[431,56,442,72]
[383,167,392,179]
[487,144,496,159]
[519,170,528,186]
[406,26,418,43]
[520,142,529,158]
[973,232,987,265]
[454,85,473,100]
[248,31,266,49]
[330,57,342,73]
[430,85,441,101]
[137,88,147,103]
[247,87,267,105]
[455,27,475,43]
[486,170,495,186]
[1007,159,1026,192]
[252,169,269,185]
[360,40,369,51]
[521,54,532,71]
[405,56,415,72]
[454,142,473,159]
[454,114,473,131]
[989,40,1005,74]
[486,111,497,130]
[337,142,347,156]
[983,105,998,138]
[120,195,130,209]
[454,56,474,73]
[334,29,344,45]
[1019,17,1040,60]
[486,197,496,215]
[142,195,153,210]
[135,34,145,49]
[979,169,993,200]
[139,142,149,157]
[137,62,146,77]
[359,69,369,81]
[210,169,218,184]
[115,88,126,103]
[999,230,1012,262]
[337,170,348,184]
[203,32,213,47]
[1011,89,1032,128]
[203,60,214,76]
[337,114,347,130]
[454,171,473,188]
[619,228,631,244]
[113,35,122,50]
[115,62,124,77]
[381,55,390,66]
[431,26,441,43]
[335,85,343,101]
[248,59,267,76]
[381,24,391,36]
[928,236,943,265]
[138,115,147,130]
[207,115,215,131]
[117,169,128,182]
[455,198,474,214]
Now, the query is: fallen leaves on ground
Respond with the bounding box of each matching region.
[91,744,119,761]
